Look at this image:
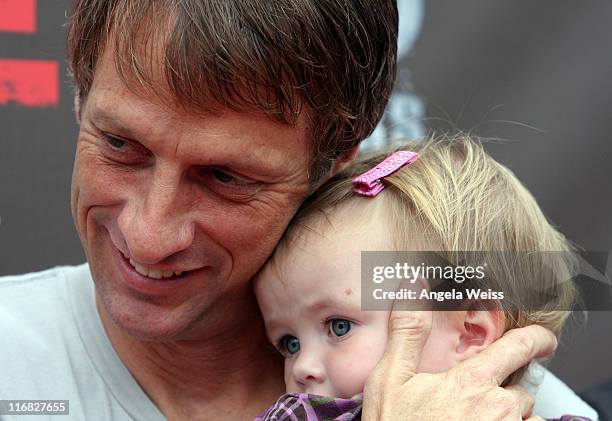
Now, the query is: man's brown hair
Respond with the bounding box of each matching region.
[67,0,398,181]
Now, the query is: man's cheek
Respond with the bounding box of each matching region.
[222,196,295,250]
[76,158,137,207]
[72,161,134,245]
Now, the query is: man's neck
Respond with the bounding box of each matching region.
[97,288,284,420]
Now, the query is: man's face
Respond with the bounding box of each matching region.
[71,48,312,340]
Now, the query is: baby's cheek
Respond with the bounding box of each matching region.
[283,358,299,393]
[328,333,387,398]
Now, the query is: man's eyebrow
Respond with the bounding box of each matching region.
[88,107,140,138]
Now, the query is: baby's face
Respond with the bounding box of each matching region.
[255,201,486,398]
[254,215,390,398]
[255,203,505,398]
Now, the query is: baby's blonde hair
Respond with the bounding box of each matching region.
[278,134,577,384]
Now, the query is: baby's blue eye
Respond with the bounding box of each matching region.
[281,335,300,355]
[330,319,352,337]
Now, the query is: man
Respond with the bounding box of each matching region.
[0,1,597,420]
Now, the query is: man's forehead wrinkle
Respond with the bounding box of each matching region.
[86,93,168,141]
[181,114,310,172]
[91,40,177,118]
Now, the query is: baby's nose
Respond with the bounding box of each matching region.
[292,350,326,387]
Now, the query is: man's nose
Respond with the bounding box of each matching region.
[292,348,326,387]
[118,167,194,264]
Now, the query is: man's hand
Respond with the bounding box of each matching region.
[362,305,556,420]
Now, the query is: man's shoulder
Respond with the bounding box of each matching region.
[0,264,90,314]
[0,263,89,288]
[0,264,91,351]
[0,264,162,420]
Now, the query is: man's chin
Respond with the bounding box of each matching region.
[96,291,205,342]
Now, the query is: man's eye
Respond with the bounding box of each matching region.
[198,167,261,197]
[329,319,352,337]
[280,335,300,355]
[99,133,151,165]
[103,134,127,149]
[213,169,234,183]
[195,167,262,201]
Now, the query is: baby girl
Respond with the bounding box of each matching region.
[253,135,588,420]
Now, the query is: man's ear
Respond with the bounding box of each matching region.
[455,306,505,361]
[329,147,359,176]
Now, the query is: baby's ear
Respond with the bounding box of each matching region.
[455,304,505,361]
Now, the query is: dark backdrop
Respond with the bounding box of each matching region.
[1,0,610,392]
[404,1,612,392]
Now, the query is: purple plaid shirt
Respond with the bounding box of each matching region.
[255,393,592,421]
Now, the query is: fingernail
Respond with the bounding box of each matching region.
[551,333,559,351]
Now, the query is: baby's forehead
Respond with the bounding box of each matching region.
[256,231,328,293]
[281,196,393,247]
[255,194,443,307]
[259,199,400,285]
[256,256,363,318]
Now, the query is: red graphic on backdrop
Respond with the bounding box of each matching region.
[0,59,59,107]
[0,0,59,108]
[0,0,36,33]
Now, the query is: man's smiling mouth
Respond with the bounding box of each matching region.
[127,258,184,279]
[117,248,186,280]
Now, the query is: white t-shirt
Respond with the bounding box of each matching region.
[0,265,165,421]
[0,265,599,421]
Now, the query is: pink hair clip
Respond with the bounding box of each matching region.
[352,151,419,197]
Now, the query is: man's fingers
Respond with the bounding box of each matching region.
[505,384,535,419]
[379,280,433,384]
[363,281,432,419]
[458,324,557,386]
